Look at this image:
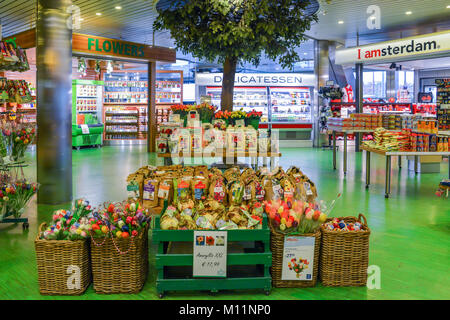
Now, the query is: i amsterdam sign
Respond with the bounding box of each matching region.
[196,73,316,87]
[335,30,450,65]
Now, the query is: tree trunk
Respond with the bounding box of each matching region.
[221,56,238,112]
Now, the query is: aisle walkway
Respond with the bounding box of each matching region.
[0,146,449,300]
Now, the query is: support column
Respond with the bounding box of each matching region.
[386,70,397,101]
[354,63,363,152]
[36,0,73,205]
[313,40,330,148]
[147,61,156,153]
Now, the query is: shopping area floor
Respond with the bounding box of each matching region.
[1,145,449,300]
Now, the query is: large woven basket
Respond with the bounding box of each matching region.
[270,223,321,288]
[320,214,370,287]
[90,227,148,294]
[34,223,91,295]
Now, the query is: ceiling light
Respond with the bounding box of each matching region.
[405,11,412,15]
[96,12,102,16]
[338,20,344,24]
[115,6,122,10]
[447,5,450,8]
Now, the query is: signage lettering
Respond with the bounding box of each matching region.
[103,40,111,52]
[86,37,145,58]
[336,31,450,64]
[196,73,314,87]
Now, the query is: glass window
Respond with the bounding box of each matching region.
[396,71,414,101]
[363,71,386,99]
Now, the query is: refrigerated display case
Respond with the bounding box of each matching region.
[269,87,312,123]
[207,86,269,123]
[198,72,316,147]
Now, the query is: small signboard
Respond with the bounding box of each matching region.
[193,231,227,278]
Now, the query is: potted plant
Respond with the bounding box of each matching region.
[170,104,189,126]
[213,110,231,129]
[246,109,263,130]
[196,103,216,124]
[230,109,247,126]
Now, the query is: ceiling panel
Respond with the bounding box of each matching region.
[1,0,448,70]
[310,0,450,45]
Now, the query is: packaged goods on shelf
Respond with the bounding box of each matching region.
[0,78,33,104]
[327,114,382,131]
[363,127,449,152]
[0,41,30,72]
[126,165,318,222]
[436,79,450,130]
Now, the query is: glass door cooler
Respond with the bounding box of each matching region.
[269,87,312,123]
[206,86,269,123]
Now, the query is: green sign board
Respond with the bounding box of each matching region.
[87,38,145,58]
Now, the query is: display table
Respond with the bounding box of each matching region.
[157,149,282,170]
[330,129,374,174]
[360,145,450,198]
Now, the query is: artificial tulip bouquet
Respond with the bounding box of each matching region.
[89,201,151,240]
[264,199,328,235]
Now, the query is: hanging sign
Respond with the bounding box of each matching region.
[281,236,315,281]
[72,33,176,62]
[196,73,316,87]
[336,30,450,65]
[80,124,90,134]
[193,231,227,277]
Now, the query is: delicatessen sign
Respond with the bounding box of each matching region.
[196,73,315,87]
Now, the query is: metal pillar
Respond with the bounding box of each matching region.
[313,40,330,148]
[147,61,156,152]
[354,63,363,152]
[36,0,73,205]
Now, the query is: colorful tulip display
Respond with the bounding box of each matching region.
[39,199,92,240]
[264,199,327,234]
[88,201,151,239]
[0,180,38,220]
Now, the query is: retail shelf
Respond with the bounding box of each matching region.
[104,102,147,105]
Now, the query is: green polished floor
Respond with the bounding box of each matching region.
[1,145,449,300]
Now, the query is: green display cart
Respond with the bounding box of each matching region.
[72,124,104,150]
[152,213,272,298]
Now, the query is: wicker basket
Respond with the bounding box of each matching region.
[90,227,148,294]
[270,223,321,288]
[320,214,370,287]
[34,223,91,295]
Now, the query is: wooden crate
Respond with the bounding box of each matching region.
[152,215,272,298]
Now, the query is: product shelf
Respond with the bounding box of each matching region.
[152,214,272,297]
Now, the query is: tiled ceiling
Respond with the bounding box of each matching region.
[1,0,449,70]
[312,0,450,46]
[0,0,173,47]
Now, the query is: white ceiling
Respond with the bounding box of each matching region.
[309,0,450,45]
[1,0,449,71]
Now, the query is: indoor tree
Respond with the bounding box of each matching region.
[154,0,320,111]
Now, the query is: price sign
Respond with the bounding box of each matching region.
[193,231,227,277]
[281,236,315,281]
[80,124,90,134]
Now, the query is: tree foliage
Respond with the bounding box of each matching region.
[154,0,318,69]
